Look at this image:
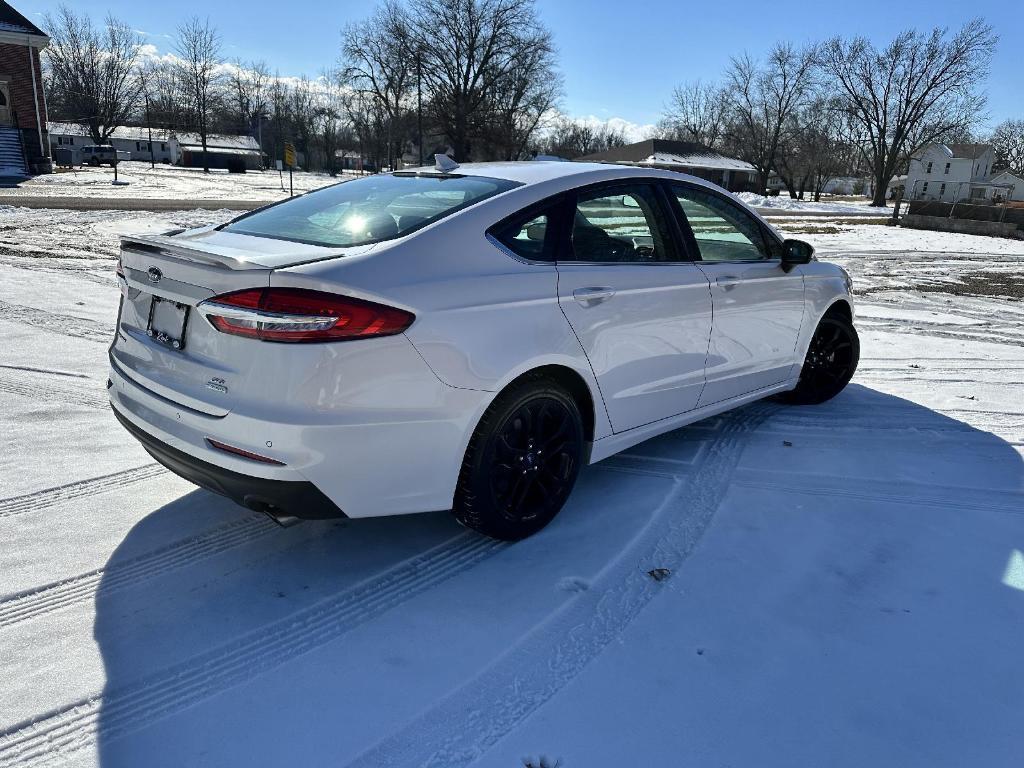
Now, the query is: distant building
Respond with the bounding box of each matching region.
[970,170,1024,203]
[335,149,375,173]
[576,139,759,192]
[906,143,995,203]
[46,123,265,170]
[48,122,174,164]
[170,132,264,170]
[767,173,871,197]
[887,175,908,200]
[0,1,49,176]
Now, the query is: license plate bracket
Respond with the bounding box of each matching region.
[147,295,190,351]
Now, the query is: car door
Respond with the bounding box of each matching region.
[667,183,804,406]
[555,181,713,433]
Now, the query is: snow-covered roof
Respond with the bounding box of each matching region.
[946,143,992,159]
[176,145,262,157]
[918,143,993,160]
[638,152,756,172]
[47,122,172,142]
[989,170,1024,185]
[577,139,755,174]
[171,132,261,151]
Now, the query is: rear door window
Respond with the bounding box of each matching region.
[490,206,559,262]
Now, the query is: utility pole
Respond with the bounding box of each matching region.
[417,47,424,167]
[145,93,155,169]
[257,113,263,168]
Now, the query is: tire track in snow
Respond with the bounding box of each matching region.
[0,300,113,343]
[0,254,114,286]
[769,415,1024,435]
[0,533,505,767]
[732,473,1024,517]
[344,404,774,768]
[0,465,165,519]
[0,371,109,411]
[855,320,1024,348]
[0,515,275,629]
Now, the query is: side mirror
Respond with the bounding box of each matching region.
[781,238,814,272]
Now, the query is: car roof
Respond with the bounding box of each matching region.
[406,160,713,188]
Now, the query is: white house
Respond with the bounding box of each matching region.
[48,123,265,170]
[48,122,173,163]
[906,143,995,203]
[966,170,1024,203]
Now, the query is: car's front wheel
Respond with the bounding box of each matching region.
[454,376,585,541]
[782,314,860,405]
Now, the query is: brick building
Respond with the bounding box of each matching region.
[0,1,49,176]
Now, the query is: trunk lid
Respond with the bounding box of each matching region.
[112,229,373,416]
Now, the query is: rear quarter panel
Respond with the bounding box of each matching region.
[273,193,614,441]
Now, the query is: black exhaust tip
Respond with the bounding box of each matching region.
[244,495,302,527]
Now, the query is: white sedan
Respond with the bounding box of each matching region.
[109,160,858,540]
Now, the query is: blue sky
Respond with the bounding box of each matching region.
[16,0,1023,134]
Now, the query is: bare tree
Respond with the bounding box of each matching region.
[175,16,224,173]
[43,5,142,143]
[483,27,561,159]
[407,0,555,161]
[315,75,351,174]
[796,97,859,200]
[822,20,998,206]
[659,80,728,149]
[990,119,1024,174]
[139,60,180,129]
[227,59,270,139]
[340,2,413,169]
[722,42,817,192]
[538,118,626,159]
[289,77,319,169]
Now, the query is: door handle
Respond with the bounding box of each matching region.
[573,287,616,306]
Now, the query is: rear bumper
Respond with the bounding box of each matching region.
[112,405,345,519]
[107,340,492,518]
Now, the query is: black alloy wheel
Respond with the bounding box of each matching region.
[782,315,860,405]
[454,377,584,541]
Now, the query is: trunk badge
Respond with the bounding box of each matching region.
[206,377,228,394]
[148,266,163,283]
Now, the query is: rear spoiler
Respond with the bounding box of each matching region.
[120,232,263,271]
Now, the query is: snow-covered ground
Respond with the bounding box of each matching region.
[738,191,893,214]
[0,162,343,202]
[1,209,1022,767]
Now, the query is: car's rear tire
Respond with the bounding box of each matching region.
[453,376,585,541]
[781,315,859,405]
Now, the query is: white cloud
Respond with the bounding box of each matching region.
[553,113,657,143]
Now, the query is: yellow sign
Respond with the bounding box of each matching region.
[284,142,296,168]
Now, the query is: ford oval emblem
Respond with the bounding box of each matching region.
[148,266,163,283]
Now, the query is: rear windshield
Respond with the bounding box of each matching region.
[222,173,519,247]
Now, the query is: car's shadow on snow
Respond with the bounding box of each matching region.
[88,385,1024,766]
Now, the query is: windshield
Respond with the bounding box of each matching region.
[223,173,520,247]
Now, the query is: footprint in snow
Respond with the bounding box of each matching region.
[557,576,591,593]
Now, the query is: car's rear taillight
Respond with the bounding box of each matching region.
[198,288,415,343]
